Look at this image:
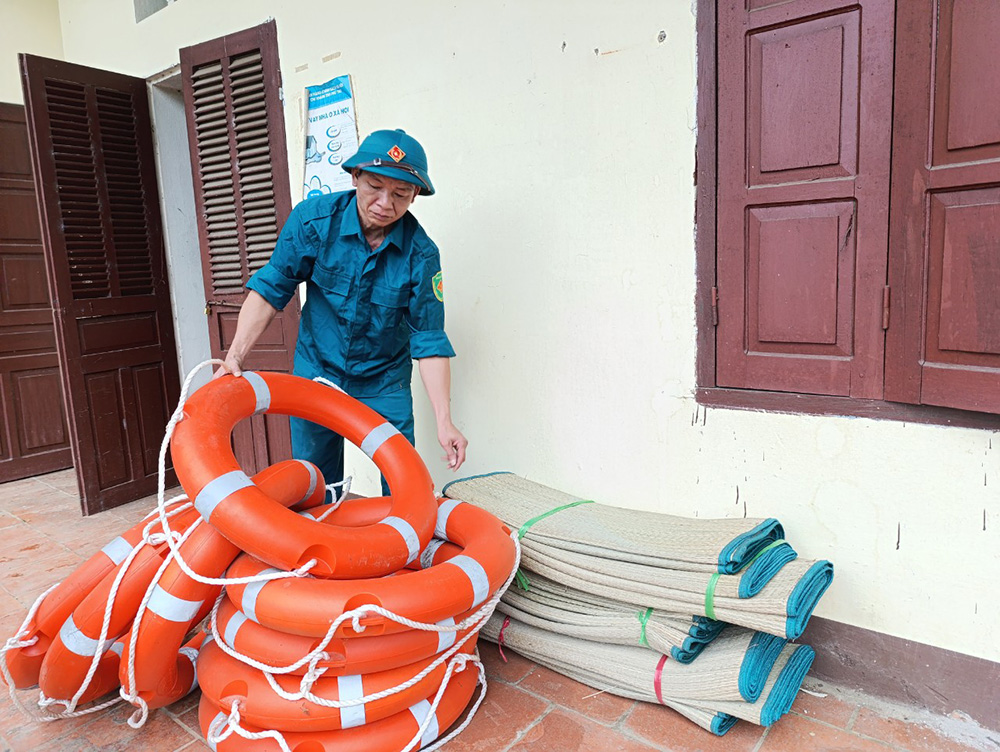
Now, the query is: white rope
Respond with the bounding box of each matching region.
[312,475,352,521]
[118,515,205,728]
[313,375,345,393]
[402,652,488,752]
[206,701,294,752]
[150,360,320,588]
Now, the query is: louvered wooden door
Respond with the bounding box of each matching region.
[20,55,181,514]
[180,20,297,476]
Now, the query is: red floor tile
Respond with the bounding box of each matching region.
[512,708,660,751]
[443,679,550,751]
[790,688,858,729]
[517,662,636,726]
[759,712,892,752]
[624,701,766,752]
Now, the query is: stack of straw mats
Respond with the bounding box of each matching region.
[443,472,833,736]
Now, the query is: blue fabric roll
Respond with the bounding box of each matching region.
[711,713,740,735]
[672,618,728,663]
[737,632,787,701]
[785,561,835,639]
[717,518,786,573]
[759,644,816,726]
[737,542,798,598]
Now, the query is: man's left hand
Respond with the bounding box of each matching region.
[437,422,468,472]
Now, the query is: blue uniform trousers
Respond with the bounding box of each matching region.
[290,386,415,498]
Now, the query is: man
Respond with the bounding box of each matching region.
[215,129,467,494]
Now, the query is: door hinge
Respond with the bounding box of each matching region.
[882,285,891,329]
[711,286,719,326]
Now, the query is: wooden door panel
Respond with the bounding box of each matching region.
[887,0,1000,413]
[933,2,1000,163]
[20,55,181,513]
[717,0,893,398]
[0,102,71,482]
[748,13,859,183]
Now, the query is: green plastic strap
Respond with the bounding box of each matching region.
[741,539,788,571]
[704,573,720,621]
[515,568,531,591]
[636,607,653,646]
[516,499,595,540]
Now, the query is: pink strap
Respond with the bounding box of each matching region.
[498,616,511,663]
[653,654,668,704]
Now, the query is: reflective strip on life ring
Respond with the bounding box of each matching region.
[121,460,325,695]
[197,656,480,752]
[170,372,438,578]
[224,498,515,639]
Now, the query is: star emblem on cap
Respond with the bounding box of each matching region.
[387,145,406,162]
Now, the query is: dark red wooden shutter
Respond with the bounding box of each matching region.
[886,0,1000,413]
[180,20,298,475]
[716,0,894,398]
[0,103,72,482]
[20,54,181,514]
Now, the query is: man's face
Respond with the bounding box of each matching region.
[352,170,418,232]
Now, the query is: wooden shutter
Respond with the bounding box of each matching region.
[0,103,72,482]
[20,54,181,514]
[886,0,1000,413]
[180,20,298,474]
[715,0,894,397]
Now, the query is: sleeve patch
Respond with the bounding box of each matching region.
[432,271,444,302]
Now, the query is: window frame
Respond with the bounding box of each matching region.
[693,0,1000,431]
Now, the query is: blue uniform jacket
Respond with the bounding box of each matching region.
[246,191,455,398]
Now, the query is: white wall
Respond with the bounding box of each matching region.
[50,0,1000,663]
[0,0,64,104]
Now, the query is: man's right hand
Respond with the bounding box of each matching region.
[212,353,244,380]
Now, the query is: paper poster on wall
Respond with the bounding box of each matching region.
[303,75,359,200]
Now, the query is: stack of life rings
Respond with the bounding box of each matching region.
[1,369,519,752]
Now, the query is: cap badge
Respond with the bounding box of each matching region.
[388,145,406,162]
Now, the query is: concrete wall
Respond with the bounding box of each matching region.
[0,0,64,104]
[42,0,1000,663]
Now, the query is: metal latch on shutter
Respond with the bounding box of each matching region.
[205,300,244,315]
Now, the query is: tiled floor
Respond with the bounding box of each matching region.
[1,469,996,752]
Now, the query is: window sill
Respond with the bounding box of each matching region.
[696,388,1000,431]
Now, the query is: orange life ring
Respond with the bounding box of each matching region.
[121,460,325,695]
[2,497,191,690]
[197,638,475,731]
[215,596,479,677]
[223,497,515,639]
[170,372,438,578]
[38,508,200,702]
[198,660,480,751]
[48,632,206,708]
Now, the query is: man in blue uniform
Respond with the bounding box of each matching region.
[215,129,467,494]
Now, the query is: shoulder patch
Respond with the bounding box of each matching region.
[432,271,444,302]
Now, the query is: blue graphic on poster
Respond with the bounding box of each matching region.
[303,75,359,199]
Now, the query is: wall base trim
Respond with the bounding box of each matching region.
[802,617,1000,732]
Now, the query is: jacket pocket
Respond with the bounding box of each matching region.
[371,284,408,309]
[312,264,351,296]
